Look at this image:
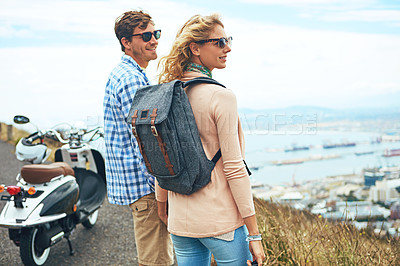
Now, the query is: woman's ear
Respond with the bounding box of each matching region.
[189,42,201,56]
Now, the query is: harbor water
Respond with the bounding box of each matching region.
[244,130,400,186]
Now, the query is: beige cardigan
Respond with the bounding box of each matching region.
[156,71,255,238]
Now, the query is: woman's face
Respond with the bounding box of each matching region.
[195,25,231,71]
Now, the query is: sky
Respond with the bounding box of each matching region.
[0,0,400,128]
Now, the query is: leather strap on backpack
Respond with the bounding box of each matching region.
[131,110,153,173]
[150,108,175,175]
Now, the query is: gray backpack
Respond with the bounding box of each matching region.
[127,77,224,195]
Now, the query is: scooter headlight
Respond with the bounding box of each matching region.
[15,138,49,164]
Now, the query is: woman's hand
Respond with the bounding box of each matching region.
[247,240,265,265]
[243,215,265,265]
[157,200,168,226]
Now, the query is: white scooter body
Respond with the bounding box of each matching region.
[0,174,76,228]
[0,115,106,266]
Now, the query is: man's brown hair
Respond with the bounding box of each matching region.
[114,10,154,52]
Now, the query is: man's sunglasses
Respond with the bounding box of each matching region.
[131,30,161,42]
[196,36,232,49]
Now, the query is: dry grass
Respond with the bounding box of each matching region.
[0,122,62,162]
[0,122,26,143]
[254,197,400,265]
[212,197,400,265]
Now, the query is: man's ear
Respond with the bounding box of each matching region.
[189,42,201,56]
[121,37,131,51]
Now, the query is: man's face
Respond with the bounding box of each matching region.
[125,23,159,68]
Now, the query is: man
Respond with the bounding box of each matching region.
[103,10,174,266]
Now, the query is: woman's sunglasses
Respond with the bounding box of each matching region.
[131,30,161,42]
[196,36,233,49]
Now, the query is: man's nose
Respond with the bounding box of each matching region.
[149,34,158,44]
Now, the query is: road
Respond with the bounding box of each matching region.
[0,140,140,265]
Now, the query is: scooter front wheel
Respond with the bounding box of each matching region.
[20,227,50,266]
[82,209,99,229]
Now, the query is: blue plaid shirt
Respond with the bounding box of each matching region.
[103,54,155,205]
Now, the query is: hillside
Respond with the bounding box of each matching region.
[254,197,400,265]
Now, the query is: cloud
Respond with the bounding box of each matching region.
[0,1,110,36]
[239,0,400,25]
[0,45,117,125]
[0,0,203,127]
[240,0,339,4]
[239,0,373,7]
[218,18,400,109]
[321,10,400,23]
[0,0,201,40]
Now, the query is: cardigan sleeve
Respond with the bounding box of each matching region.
[211,88,255,218]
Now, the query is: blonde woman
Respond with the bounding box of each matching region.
[157,14,265,266]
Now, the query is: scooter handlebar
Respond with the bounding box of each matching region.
[43,129,69,144]
[22,126,103,146]
[23,132,42,144]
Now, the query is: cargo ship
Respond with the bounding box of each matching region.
[323,142,356,149]
[355,151,374,156]
[284,145,310,152]
[383,149,400,157]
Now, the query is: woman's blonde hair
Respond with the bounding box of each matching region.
[158,14,224,84]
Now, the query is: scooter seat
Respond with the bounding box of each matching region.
[21,162,75,184]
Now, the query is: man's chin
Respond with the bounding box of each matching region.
[148,54,158,61]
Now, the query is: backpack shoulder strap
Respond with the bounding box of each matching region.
[183,77,226,88]
[211,149,221,164]
[183,77,225,166]
[210,149,251,176]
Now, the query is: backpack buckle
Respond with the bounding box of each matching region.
[132,126,138,137]
[131,111,139,137]
[151,125,158,136]
[150,108,158,136]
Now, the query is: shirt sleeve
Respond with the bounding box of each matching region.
[211,88,255,218]
[113,70,156,188]
[112,75,145,156]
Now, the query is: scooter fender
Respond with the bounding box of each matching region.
[0,175,79,228]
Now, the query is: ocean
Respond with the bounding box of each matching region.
[244,130,400,186]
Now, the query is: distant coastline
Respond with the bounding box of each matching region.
[239,105,400,135]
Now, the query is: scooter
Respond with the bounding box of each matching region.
[0,115,107,266]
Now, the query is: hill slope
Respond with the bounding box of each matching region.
[254,198,400,265]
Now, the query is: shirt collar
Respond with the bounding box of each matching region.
[121,54,150,84]
[121,54,145,72]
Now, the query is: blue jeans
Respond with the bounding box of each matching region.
[171,226,252,266]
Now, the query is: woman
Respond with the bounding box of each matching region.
[157,14,265,265]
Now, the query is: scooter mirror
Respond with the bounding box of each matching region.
[14,115,30,124]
